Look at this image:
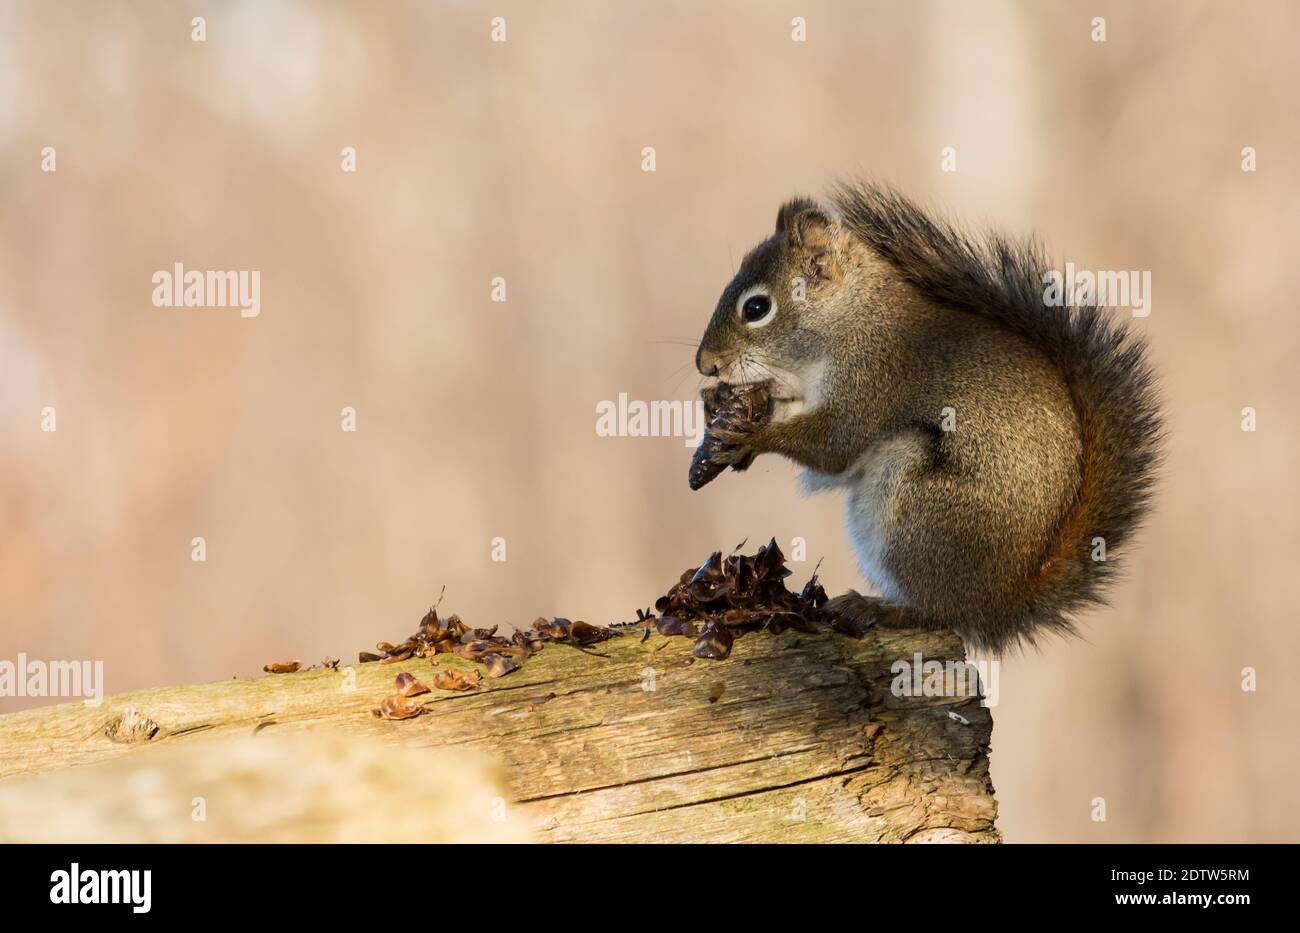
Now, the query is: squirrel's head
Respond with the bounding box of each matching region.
[696,198,857,418]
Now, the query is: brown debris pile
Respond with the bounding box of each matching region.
[358,605,520,667]
[688,382,772,490]
[363,613,621,719]
[265,538,862,724]
[260,587,623,723]
[357,605,618,684]
[649,538,866,660]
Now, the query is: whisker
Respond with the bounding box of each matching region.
[658,359,696,394]
[670,367,706,399]
[747,359,779,382]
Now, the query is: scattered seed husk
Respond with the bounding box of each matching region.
[688,382,772,490]
[655,615,695,637]
[374,694,426,720]
[431,667,482,692]
[453,640,523,662]
[483,654,520,678]
[395,672,430,697]
[263,661,301,674]
[693,619,735,660]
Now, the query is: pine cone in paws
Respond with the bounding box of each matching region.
[688,383,773,490]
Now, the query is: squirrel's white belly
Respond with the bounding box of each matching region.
[803,434,928,603]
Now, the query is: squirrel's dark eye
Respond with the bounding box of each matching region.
[741,294,773,325]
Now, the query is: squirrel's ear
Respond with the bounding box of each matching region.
[776,198,829,242]
[777,199,840,283]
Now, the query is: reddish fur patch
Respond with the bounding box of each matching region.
[1032,382,1099,598]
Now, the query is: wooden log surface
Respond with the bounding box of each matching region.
[0,624,999,843]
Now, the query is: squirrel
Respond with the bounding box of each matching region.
[694,182,1163,653]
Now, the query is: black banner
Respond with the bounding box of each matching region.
[3,843,1279,918]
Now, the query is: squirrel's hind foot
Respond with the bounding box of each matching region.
[825,590,945,636]
[824,589,888,629]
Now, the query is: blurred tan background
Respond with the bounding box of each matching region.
[2,0,1297,842]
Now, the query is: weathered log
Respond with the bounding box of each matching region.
[0,625,999,843]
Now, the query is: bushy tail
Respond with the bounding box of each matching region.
[831,181,1164,636]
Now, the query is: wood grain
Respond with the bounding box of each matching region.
[0,625,999,843]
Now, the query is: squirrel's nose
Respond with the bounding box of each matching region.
[696,348,721,377]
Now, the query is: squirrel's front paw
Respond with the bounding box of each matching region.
[709,420,766,449]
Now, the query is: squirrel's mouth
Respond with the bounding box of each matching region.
[715,379,802,422]
[716,379,796,398]
[728,381,795,400]
[713,355,816,422]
